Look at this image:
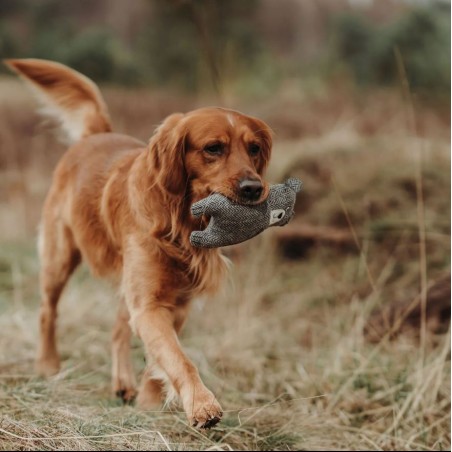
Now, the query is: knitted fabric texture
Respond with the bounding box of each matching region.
[190,178,302,248]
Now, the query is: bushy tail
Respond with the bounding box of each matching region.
[4,58,112,144]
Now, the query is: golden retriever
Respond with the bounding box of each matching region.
[5,58,272,428]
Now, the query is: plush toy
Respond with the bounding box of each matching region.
[190,178,302,248]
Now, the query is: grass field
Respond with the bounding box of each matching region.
[0,78,450,450]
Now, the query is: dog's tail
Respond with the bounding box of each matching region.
[4,58,112,144]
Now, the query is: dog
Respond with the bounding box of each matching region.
[5,59,272,429]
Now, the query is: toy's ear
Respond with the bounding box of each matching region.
[286,178,303,193]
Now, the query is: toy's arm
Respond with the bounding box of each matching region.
[191,193,224,217]
[190,230,224,248]
[191,200,208,217]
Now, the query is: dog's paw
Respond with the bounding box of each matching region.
[112,371,138,405]
[115,387,137,404]
[192,412,222,429]
[185,390,223,429]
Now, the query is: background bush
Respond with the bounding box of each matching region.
[331,2,450,99]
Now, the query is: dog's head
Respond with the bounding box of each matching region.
[150,107,272,206]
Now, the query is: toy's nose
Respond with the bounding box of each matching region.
[239,179,263,202]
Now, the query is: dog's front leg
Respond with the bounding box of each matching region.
[135,301,191,410]
[129,304,222,428]
[122,241,222,428]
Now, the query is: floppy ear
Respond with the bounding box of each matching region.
[150,113,187,195]
[253,118,273,175]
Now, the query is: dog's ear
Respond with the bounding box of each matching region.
[150,113,187,195]
[251,118,272,175]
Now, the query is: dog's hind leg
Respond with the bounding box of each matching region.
[111,297,137,403]
[36,217,80,377]
[135,365,165,409]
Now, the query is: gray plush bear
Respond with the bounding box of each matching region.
[190,178,302,248]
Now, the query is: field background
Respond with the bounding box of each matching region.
[0,0,450,450]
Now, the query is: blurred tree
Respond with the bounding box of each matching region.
[0,0,449,103]
[0,25,18,58]
[136,0,265,93]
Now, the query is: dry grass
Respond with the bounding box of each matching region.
[0,78,449,450]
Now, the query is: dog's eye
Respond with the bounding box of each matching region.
[204,143,224,156]
[249,143,260,156]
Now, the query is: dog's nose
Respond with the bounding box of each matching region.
[239,179,263,202]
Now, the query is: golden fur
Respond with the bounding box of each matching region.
[5,58,272,428]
